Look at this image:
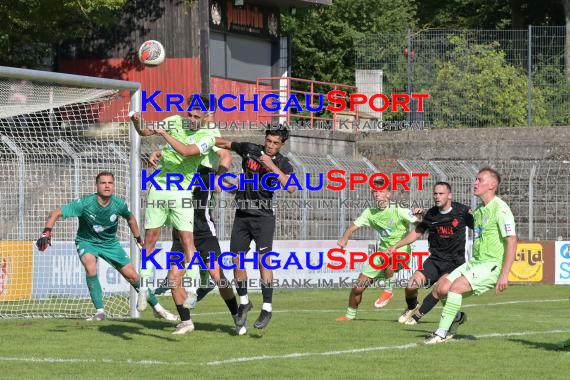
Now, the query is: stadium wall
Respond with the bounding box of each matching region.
[357,127,570,173]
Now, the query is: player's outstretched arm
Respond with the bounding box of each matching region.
[148,149,162,168]
[388,229,423,254]
[129,111,155,137]
[153,129,202,157]
[214,149,233,193]
[337,223,359,249]
[36,208,62,251]
[215,137,234,150]
[496,235,518,293]
[126,214,144,248]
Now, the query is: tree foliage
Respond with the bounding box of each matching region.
[427,36,548,128]
[281,0,416,85]
[0,0,126,68]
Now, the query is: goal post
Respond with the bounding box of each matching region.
[0,66,142,319]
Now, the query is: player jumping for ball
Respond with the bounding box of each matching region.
[36,172,177,321]
[385,182,473,327]
[336,178,421,321]
[131,94,219,334]
[214,125,295,332]
[425,167,517,344]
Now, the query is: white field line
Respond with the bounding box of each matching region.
[190,298,568,317]
[205,329,570,366]
[0,329,568,367]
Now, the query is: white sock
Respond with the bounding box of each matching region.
[240,295,249,305]
[153,303,165,312]
[435,328,448,338]
[262,303,272,312]
[384,288,393,293]
[96,308,105,313]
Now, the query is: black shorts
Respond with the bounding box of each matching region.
[171,229,221,262]
[417,257,464,287]
[229,210,276,254]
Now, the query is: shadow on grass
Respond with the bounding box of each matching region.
[98,324,177,341]
[509,338,570,352]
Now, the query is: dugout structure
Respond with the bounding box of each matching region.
[0,67,142,319]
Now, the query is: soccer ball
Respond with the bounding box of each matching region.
[138,40,165,67]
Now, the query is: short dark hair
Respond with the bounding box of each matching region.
[266,124,289,143]
[434,181,451,192]
[187,94,216,113]
[478,166,501,185]
[372,177,386,189]
[96,171,114,183]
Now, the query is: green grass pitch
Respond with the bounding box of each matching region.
[0,285,568,379]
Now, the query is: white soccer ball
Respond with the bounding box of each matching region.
[138,40,165,67]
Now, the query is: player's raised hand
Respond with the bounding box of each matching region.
[149,150,161,168]
[495,274,509,293]
[259,153,277,171]
[386,246,397,255]
[413,208,426,215]
[36,228,52,251]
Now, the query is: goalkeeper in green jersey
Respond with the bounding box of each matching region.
[36,171,177,321]
[425,167,518,344]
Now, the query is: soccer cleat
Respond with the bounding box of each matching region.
[233,315,248,336]
[153,308,179,321]
[374,291,394,309]
[448,311,467,336]
[398,305,419,323]
[336,315,355,321]
[86,310,106,321]
[183,290,198,310]
[136,288,148,312]
[172,320,195,335]
[253,310,272,329]
[235,301,253,327]
[424,332,452,344]
[404,317,418,325]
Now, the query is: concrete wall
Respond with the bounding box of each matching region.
[357,127,570,173]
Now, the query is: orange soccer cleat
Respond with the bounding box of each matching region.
[336,315,355,321]
[374,290,394,309]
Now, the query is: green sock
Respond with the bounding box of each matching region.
[199,270,210,286]
[130,280,158,307]
[86,275,104,309]
[346,307,357,319]
[437,291,462,332]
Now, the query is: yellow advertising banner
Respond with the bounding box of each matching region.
[0,241,33,301]
[509,243,544,282]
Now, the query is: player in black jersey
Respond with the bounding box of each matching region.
[215,125,296,331]
[386,182,474,326]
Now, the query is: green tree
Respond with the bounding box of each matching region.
[0,0,126,68]
[427,36,548,128]
[282,0,416,86]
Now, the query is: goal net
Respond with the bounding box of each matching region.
[0,67,140,319]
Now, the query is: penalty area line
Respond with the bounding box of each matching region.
[0,329,568,367]
[205,329,570,366]
[191,298,567,317]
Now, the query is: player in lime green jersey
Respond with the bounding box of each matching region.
[36,171,177,321]
[336,178,421,321]
[131,94,219,334]
[425,167,517,344]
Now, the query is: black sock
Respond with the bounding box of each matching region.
[225,296,239,316]
[196,280,216,302]
[261,281,273,304]
[176,304,191,321]
[418,293,439,317]
[236,279,248,297]
[405,296,418,310]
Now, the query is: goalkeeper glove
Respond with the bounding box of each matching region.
[36,228,52,251]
